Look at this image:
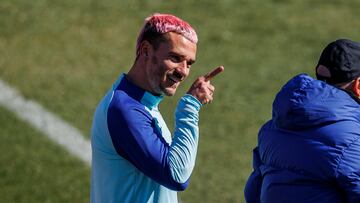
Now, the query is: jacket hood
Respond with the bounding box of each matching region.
[272,74,360,130]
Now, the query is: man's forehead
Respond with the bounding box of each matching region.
[166,32,196,55]
[159,32,197,57]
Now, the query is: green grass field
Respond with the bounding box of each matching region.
[0,106,90,202]
[1,0,360,202]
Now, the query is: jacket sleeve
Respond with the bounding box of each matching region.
[336,138,360,202]
[107,94,201,191]
[244,147,262,203]
[168,94,201,183]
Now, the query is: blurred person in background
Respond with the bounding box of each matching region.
[90,13,224,203]
[245,39,360,203]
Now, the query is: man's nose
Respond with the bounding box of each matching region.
[176,61,189,79]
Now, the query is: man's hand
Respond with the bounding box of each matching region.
[187,66,224,105]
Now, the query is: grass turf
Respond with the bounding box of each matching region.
[0,106,90,202]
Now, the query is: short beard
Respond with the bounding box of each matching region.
[147,55,165,95]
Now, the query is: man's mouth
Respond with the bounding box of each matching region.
[168,75,180,84]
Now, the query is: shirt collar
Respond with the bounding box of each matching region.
[116,74,164,109]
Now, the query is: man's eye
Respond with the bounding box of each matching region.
[170,55,182,62]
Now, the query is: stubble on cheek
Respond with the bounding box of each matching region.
[151,55,158,64]
[148,55,166,95]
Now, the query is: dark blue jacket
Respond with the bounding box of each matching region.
[245,74,360,203]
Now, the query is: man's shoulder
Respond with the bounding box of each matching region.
[108,89,151,118]
[111,89,142,106]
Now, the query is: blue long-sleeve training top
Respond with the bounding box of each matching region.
[90,74,202,203]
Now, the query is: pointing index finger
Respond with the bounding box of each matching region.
[204,66,224,81]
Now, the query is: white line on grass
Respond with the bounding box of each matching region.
[0,79,91,165]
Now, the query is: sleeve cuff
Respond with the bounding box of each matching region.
[182,94,202,111]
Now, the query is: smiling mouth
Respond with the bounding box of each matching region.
[168,75,180,84]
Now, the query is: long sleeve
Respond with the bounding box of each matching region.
[107,93,201,191]
[168,94,201,183]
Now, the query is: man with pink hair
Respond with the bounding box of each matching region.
[90,13,224,202]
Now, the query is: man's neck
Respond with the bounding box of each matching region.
[127,63,148,91]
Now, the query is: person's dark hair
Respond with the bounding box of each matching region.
[137,24,168,54]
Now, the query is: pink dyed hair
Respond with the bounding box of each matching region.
[135,13,198,56]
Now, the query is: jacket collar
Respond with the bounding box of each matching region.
[116,74,164,109]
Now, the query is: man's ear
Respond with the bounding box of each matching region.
[140,41,152,58]
[352,77,360,97]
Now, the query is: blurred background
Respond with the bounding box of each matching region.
[1,0,359,202]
